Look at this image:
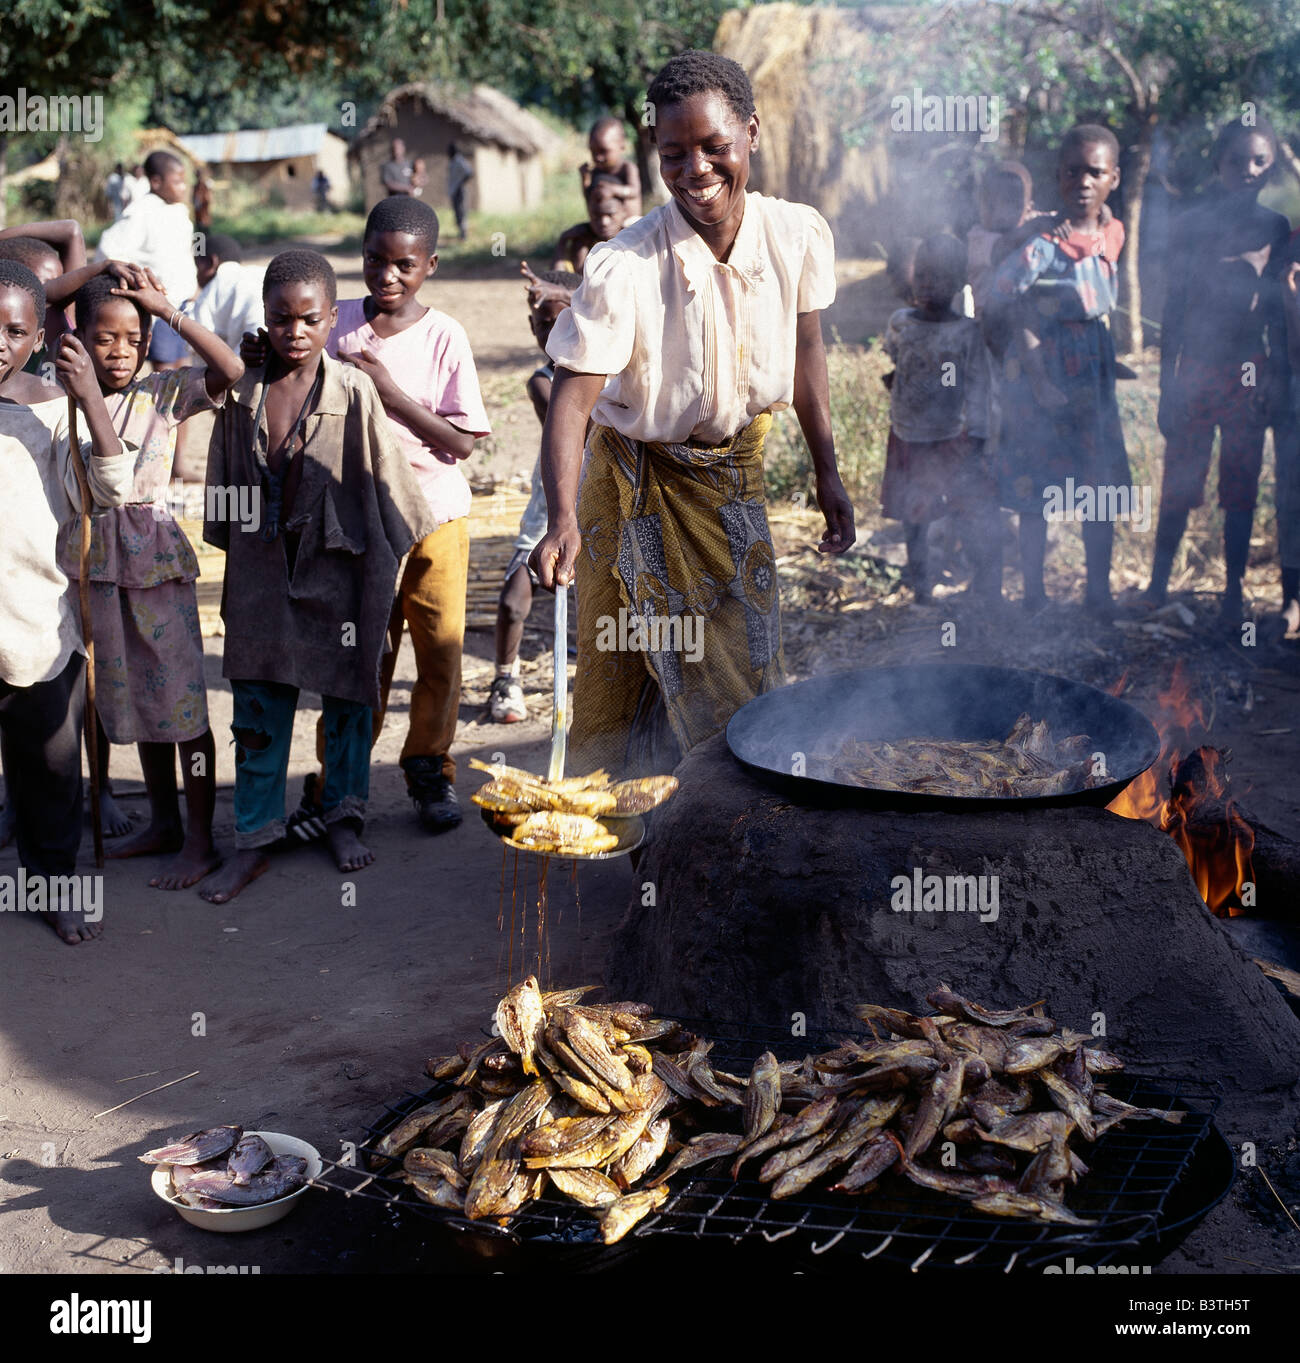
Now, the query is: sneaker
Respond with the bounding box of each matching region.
[488,674,527,723]
[403,757,463,834]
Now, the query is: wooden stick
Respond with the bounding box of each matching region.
[64,395,103,867]
[92,1070,199,1119]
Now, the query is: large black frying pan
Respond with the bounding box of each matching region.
[726,664,1160,811]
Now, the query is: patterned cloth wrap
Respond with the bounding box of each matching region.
[571,413,783,778]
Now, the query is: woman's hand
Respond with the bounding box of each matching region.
[54,334,102,406]
[529,517,583,590]
[815,474,856,554]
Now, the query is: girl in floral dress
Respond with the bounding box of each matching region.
[63,271,243,888]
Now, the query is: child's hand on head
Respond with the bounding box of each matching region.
[110,276,171,318]
[103,261,151,292]
[54,333,102,405]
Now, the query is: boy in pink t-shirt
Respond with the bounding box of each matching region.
[247,198,489,832]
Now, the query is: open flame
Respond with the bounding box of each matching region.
[1107,662,1255,917]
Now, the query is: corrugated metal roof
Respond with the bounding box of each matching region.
[177,123,329,165]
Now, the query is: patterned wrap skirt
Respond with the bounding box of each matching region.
[571,414,783,779]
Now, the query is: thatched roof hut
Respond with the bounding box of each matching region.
[351,83,562,215]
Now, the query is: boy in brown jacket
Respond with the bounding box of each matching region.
[200,251,434,903]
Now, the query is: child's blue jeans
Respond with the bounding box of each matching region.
[230,680,370,850]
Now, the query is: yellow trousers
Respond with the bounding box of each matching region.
[317,517,469,786]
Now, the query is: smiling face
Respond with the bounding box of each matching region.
[1058,139,1119,223]
[362,229,436,315]
[263,281,336,370]
[654,93,758,240]
[1218,131,1275,194]
[80,296,148,392]
[0,285,43,385]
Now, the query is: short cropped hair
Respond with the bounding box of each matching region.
[201,233,243,264]
[144,150,183,180]
[1060,124,1120,166]
[363,194,440,255]
[915,233,968,292]
[0,236,60,272]
[262,249,337,306]
[0,258,47,329]
[590,115,624,139]
[646,50,755,125]
[982,160,1032,201]
[73,272,148,332]
[586,172,625,202]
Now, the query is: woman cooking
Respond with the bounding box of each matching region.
[530,50,856,778]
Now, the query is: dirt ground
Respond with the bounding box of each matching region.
[3,242,1299,1277]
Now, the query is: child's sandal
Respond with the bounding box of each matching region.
[285,773,327,843]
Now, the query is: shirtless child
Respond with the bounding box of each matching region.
[199,250,435,903]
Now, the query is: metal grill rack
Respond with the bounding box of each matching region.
[308,1018,1231,1270]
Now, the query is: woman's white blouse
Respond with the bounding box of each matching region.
[546,191,836,446]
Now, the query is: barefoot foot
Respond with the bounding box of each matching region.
[327,820,374,872]
[151,840,222,890]
[97,789,137,838]
[105,821,184,860]
[42,908,102,944]
[197,849,270,903]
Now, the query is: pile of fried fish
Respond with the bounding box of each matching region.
[470,759,678,856]
[141,1124,308,1208]
[375,981,1182,1242]
[834,714,1102,798]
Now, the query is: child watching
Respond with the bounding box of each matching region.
[488,264,582,723]
[1145,116,1292,622]
[881,234,997,605]
[96,151,197,370]
[200,250,435,904]
[241,200,490,836]
[553,175,631,273]
[187,234,264,352]
[0,220,87,369]
[984,124,1130,616]
[0,259,135,944]
[579,117,642,218]
[63,270,243,890]
[967,162,1035,316]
